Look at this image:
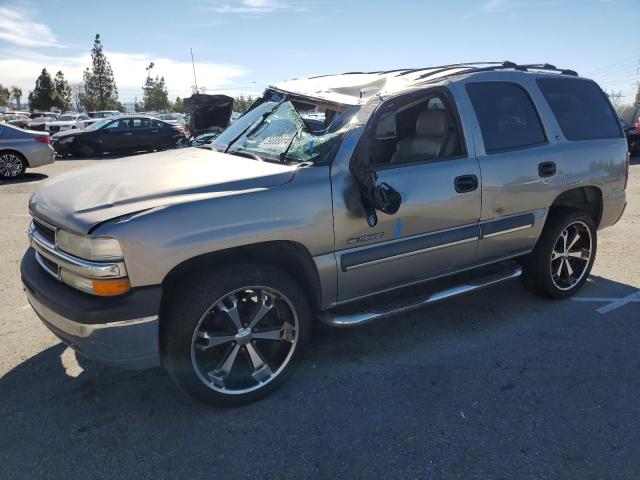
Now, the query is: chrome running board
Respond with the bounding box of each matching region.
[321,264,522,328]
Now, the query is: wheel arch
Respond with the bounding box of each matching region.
[548,186,603,228]
[159,240,323,321]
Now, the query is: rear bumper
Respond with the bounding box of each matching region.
[24,144,55,168]
[21,248,162,369]
[599,191,627,230]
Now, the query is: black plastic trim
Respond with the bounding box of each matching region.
[341,224,479,271]
[480,213,535,238]
[21,248,162,325]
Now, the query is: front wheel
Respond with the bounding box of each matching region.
[520,210,597,299]
[161,263,311,406]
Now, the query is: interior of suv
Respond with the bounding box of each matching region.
[370,94,463,165]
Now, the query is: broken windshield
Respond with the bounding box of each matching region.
[225,100,349,164]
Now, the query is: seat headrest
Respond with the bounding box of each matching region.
[415,109,448,137]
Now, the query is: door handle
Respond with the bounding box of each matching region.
[124,132,133,136]
[151,130,158,133]
[538,161,556,177]
[454,175,479,193]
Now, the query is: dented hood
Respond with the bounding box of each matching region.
[29,148,297,233]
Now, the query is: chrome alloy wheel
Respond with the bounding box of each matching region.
[550,220,592,291]
[0,153,24,178]
[190,286,299,395]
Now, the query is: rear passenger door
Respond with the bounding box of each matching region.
[461,78,565,263]
[128,118,152,150]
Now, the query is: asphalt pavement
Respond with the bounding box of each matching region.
[1,154,639,479]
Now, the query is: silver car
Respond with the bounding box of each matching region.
[0,123,55,179]
[22,62,628,406]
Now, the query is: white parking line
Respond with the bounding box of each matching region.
[572,290,640,314]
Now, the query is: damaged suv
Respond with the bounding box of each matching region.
[22,62,628,405]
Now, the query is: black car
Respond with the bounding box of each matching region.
[52,115,186,156]
[620,118,640,156]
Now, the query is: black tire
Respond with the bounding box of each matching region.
[520,209,597,299]
[0,151,27,179]
[161,262,312,406]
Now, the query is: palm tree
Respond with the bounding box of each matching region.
[10,86,22,109]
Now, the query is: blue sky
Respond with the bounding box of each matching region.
[0,0,638,104]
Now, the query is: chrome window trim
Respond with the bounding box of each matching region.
[29,223,127,279]
[482,224,533,238]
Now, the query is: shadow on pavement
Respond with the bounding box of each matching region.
[0,172,48,185]
[1,274,639,478]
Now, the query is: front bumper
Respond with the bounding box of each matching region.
[21,248,162,369]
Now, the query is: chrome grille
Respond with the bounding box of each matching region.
[33,218,56,245]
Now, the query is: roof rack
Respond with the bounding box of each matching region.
[414,61,578,84]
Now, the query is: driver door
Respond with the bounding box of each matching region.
[331,89,482,302]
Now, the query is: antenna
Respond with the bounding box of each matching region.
[190,48,199,94]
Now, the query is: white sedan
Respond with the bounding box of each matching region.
[46,113,91,134]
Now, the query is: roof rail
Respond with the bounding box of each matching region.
[414,61,578,84]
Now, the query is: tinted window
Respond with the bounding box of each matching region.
[105,119,129,130]
[536,78,622,141]
[466,82,546,153]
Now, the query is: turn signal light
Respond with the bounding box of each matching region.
[92,278,131,296]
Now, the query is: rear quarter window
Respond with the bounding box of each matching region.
[466,81,547,154]
[536,78,622,141]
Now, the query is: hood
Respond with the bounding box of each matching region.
[52,129,80,139]
[183,94,234,133]
[30,147,298,233]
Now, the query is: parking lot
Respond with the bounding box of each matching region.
[1,155,639,479]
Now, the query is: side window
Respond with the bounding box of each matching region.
[370,93,464,166]
[536,78,622,141]
[466,82,547,153]
[105,119,129,130]
[131,118,150,129]
[152,120,164,128]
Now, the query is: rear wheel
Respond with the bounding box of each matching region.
[161,263,311,406]
[0,151,26,179]
[521,209,596,299]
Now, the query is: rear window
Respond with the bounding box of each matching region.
[466,82,547,153]
[536,78,622,141]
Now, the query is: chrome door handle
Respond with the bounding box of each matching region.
[124,133,133,136]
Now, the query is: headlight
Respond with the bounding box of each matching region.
[57,229,123,261]
[57,136,74,144]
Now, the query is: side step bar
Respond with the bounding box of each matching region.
[320,264,522,328]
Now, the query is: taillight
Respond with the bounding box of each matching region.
[35,136,51,144]
[173,126,185,135]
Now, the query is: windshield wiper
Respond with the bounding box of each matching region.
[279,124,304,163]
[225,99,285,153]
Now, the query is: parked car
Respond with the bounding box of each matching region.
[29,112,58,131]
[51,115,187,156]
[0,123,54,179]
[157,113,187,128]
[190,131,220,146]
[0,113,30,129]
[183,94,233,138]
[22,62,628,406]
[620,119,639,156]
[46,113,91,134]
[84,110,122,127]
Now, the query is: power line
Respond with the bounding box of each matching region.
[585,54,640,75]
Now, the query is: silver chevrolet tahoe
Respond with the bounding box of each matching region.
[22,62,629,406]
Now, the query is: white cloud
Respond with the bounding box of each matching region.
[0,6,61,48]
[212,0,302,14]
[0,49,251,101]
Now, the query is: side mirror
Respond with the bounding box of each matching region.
[373,182,401,215]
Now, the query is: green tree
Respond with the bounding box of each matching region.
[172,96,183,112]
[634,82,640,109]
[0,84,9,106]
[28,68,59,111]
[54,71,72,111]
[10,86,22,109]
[142,63,170,111]
[233,95,254,113]
[82,34,119,110]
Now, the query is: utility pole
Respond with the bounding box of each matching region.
[190,48,198,95]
